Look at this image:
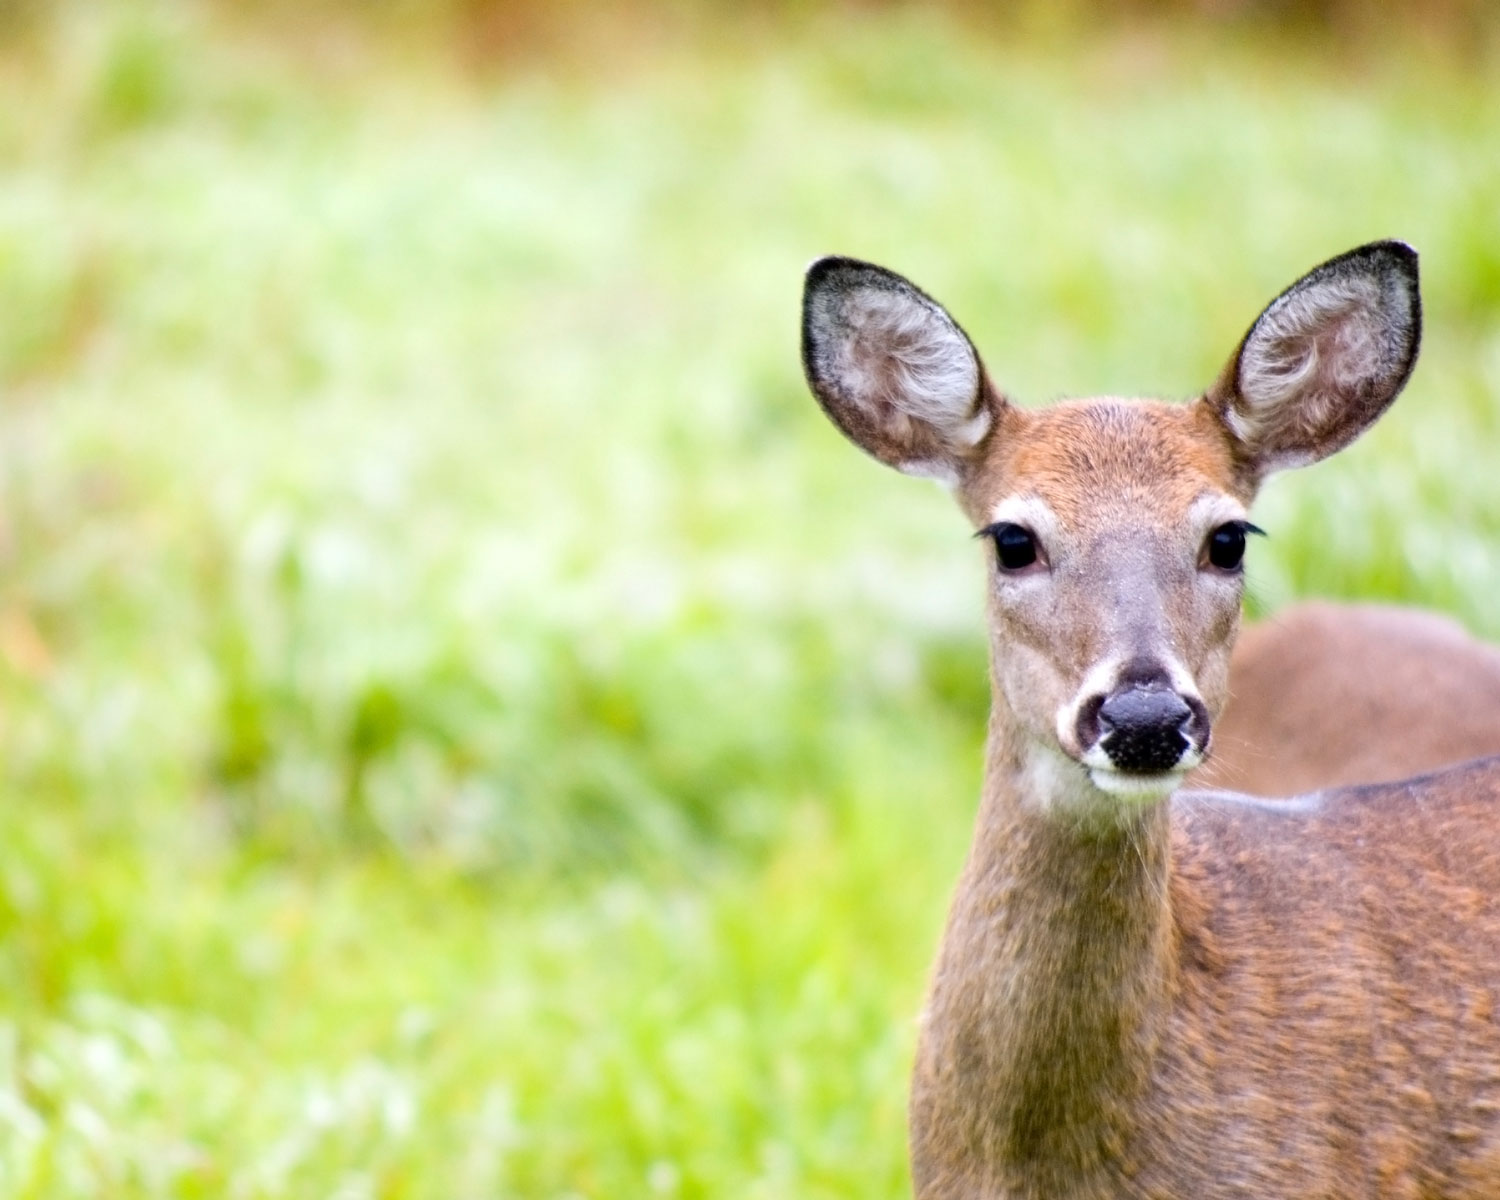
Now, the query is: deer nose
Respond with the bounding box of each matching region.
[1083,685,1207,774]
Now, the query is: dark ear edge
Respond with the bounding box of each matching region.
[800,256,1000,483]
[1211,240,1421,478]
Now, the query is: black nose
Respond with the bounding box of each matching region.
[1094,686,1197,773]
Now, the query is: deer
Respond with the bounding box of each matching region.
[1200,601,1500,796]
[800,241,1500,1199]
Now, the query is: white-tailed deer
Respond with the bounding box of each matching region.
[1202,602,1500,796]
[801,242,1500,1198]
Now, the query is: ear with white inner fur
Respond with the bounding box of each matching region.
[801,257,999,483]
[1204,240,1421,482]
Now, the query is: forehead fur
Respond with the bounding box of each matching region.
[963,397,1247,524]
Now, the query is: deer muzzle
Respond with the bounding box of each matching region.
[1077,683,1211,775]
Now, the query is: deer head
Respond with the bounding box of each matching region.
[801,243,1421,821]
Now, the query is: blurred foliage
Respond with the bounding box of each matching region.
[2,0,1498,76]
[0,0,1495,1194]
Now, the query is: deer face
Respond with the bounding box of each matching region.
[961,399,1249,802]
[802,244,1421,818]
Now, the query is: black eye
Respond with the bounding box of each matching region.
[990,523,1038,571]
[1205,521,1264,571]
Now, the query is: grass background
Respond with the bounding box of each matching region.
[0,1,1498,1195]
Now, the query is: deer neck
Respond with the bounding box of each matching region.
[915,703,1178,1192]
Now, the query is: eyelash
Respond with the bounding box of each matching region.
[1204,520,1267,572]
[976,522,1042,571]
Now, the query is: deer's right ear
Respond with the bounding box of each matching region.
[801,257,998,483]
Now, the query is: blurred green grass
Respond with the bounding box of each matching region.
[0,2,1497,1195]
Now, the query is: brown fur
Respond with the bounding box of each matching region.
[1197,602,1500,796]
[913,752,1500,1199]
[962,397,1251,527]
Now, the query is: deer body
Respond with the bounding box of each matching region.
[917,751,1500,1198]
[800,243,1500,1197]
[1204,602,1500,795]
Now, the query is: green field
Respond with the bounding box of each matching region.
[0,4,1498,1195]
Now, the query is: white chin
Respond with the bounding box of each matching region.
[1088,767,1186,799]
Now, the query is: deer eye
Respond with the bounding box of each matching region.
[988,523,1039,571]
[1204,521,1264,572]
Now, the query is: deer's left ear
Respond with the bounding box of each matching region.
[1203,241,1421,482]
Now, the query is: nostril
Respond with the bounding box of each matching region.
[1183,694,1211,747]
[1075,693,1107,750]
